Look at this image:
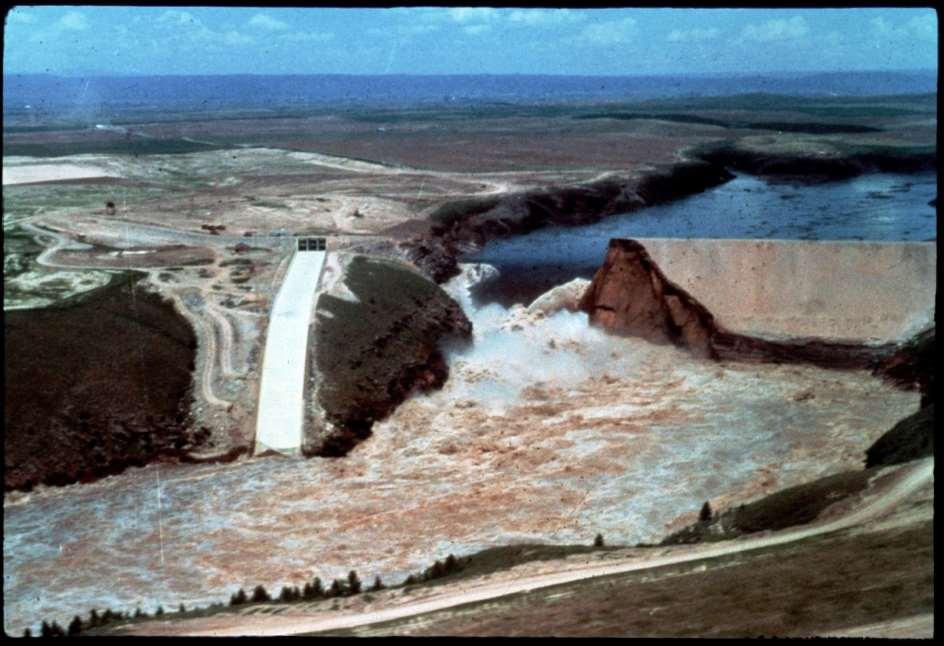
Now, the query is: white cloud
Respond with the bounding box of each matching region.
[667,27,720,43]
[507,9,585,26]
[56,11,89,31]
[463,24,492,36]
[905,13,937,40]
[157,10,197,26]
[283,31,334,44]
[249,13,289,32]
[8,8,36,24]
[222,30,255,46]
[741,16,809,42]
[874,13,937,41]
[449,7,499,23]
[579,17,637,46]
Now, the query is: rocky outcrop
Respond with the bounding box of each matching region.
[403,160,734,283]
[864,405,935,468]
[873,327,935,407]
[579,239,898,369]
[4,276,205,492]
[308,255,472,456]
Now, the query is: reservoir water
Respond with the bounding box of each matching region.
[467,172,937,305]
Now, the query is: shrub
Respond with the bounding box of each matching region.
[700,501,713,523]
[594,533,605,547]
[23,628,32,638]
[251,585,271,603]
[403,574,417,586]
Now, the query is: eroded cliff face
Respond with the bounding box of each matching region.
[578,239,901,370]
[308,254,472,456]
[577,239,718,359]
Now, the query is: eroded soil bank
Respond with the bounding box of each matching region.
[4,274,204,491]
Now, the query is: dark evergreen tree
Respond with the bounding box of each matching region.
[700,501,713,522]
[311,577,324,598]
[370,576,385,591]
[40,621,52,637]
[155,606,164,617]
[327,579,344,598]
[23,628,32,638]
[231,588,248,606]
[134,607,144,619]
[279,586,294,603]
[347,570,362,595]
[444,554,460,574]
[251,585,271,603]
[594,533,605,547]
[88,609,100,628]
[178,603,186,614]
[68,616,83,636]
[404,574,417,586]
[49,621,65,637]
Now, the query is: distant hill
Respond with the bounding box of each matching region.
[2,71,937,122]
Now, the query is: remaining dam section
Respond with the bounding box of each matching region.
[633,238,936,344]
[253,238,327,456]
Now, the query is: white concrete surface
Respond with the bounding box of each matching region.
[636,238,937,343]
[254,250,327,455]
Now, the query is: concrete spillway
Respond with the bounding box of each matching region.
[254,250,327,455]
[633,238,936,343]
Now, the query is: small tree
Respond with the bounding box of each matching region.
[370,576,385,592]
[347,570,362,595]
[251,585,271,603]
[155,606,164,617]
[68,615,83,636]
[403,574,417,586]
[327,579,345,598]
[134,607,144,619]
[279,586,295,603]
[40,621,52,637]
[311,577,324,598]
[49,621,65,637]
[594,533,605,547]
[231,588,248,606]
[23,628,32,638]
[88,609,100,628]
[178,603,187,614]
[699,501,713,523]
[444,554,460,574]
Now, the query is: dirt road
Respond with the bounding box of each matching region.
[175,457,933,636]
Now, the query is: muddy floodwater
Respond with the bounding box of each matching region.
[2,269,919,634]
[469,172,936,305]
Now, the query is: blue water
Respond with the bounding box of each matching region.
[467,172,937,304]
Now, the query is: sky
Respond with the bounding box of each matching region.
[3,6,938,76]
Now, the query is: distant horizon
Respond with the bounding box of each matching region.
[3,69,939,79]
